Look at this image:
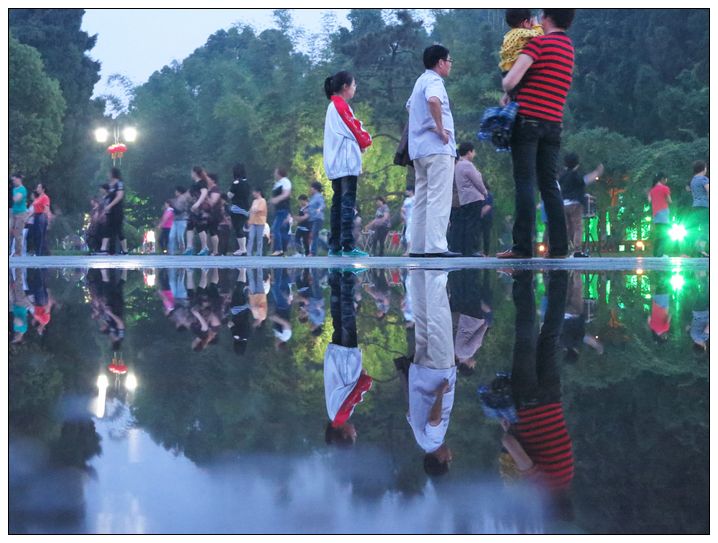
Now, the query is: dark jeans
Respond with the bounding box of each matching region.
[510,116,567,256]
[456,200,483,255]
[653,222,669,257]
[159,228,170,253]
[33,213,49,256]
[329,176,358,252]
[310,219,323,255]
[448,207,461,253]
[272,209,290,252]
[329,270,357,347]
[296,228,310,255]
[511,270,567,409]
[231,214,247,239]
[479,213,493,254]
[372,225,389,256]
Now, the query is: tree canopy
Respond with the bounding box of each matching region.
[7,8,709,247]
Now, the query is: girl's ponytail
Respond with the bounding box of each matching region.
[324,76,334,100]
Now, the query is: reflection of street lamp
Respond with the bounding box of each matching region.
[94,124,138,165]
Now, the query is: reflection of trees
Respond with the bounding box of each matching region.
[9,268,709,533]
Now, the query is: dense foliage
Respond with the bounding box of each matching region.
[8,35,66,176]
[8,9,708,247]
[9,9,106,215]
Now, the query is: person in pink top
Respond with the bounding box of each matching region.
[648,173,672,257]
[157,200,174,254]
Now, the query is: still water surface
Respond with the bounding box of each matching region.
[8,266,709,534]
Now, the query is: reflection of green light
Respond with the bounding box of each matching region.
[670,274,685,291]
[605,279,611,304]
[644,216,651,222]
[643,293,651,299]
[618,301,625,309]
[668,224,687,241]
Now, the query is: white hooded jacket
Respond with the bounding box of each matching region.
[323,101,363,180]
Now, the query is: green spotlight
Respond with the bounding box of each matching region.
[668,223,687,242]
[670,273,685,291]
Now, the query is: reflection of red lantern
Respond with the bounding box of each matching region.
[108,362,128,374]
[108,354,127,375]
[106,143,128,162]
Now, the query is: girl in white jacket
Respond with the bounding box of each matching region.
[323,71,372,257]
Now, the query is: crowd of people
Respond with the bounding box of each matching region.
[10,9,709,260]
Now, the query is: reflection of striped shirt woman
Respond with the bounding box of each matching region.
[514,403,574,490]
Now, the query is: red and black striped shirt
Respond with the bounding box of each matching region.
[515,403,574,490]
[515,32,574,123]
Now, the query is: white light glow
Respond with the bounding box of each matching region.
[125,373,138,392]
[122,127,138,142]
[94,127,109,143]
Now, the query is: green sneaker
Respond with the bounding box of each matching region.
[328,249,342,257]
[341,248,369,257]
[341,266,368,276]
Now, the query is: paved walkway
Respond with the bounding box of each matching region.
[7,255,710,271]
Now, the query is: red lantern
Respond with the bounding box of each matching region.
[106,143,128,161]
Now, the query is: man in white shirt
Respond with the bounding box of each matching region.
[407,269,455,476]
[406,45,461,258]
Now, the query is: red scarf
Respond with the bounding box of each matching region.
[330,95,372,150]
[331,373,373,428]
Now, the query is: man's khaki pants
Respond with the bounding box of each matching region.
[10,211,30,256]
[410,154,454,255]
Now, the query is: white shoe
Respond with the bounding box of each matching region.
[233,249,247,256]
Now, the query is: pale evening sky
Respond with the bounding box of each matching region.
[81,9,354,99]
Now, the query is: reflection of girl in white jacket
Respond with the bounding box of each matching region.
[323,71,372,256]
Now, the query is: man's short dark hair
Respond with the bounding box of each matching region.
[542,9,576,29]
[298,194,308,201]
[564,152,579,169]
[276,166,288,178]
[458,142,474,157]
[311,181,323,192]
[506,9,532,28]
[110,167,122,180]
[423,453,450,477]
[693,160,707,174]
[175,185,187,194]
[11,172,24,181]
[423,44,450,69]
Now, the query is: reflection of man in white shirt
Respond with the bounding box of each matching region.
[407,269,455,476]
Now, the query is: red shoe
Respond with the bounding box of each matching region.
[496,249,531,259]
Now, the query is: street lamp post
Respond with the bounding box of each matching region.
[94,123,137,165]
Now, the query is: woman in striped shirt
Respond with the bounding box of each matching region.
[496,9,576,260]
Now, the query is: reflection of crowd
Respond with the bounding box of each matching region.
[10,268,56,344]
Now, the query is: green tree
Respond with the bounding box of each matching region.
[10,8,105,213]
[9,35,66,176]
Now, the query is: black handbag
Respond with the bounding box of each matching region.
[393,123,411,167]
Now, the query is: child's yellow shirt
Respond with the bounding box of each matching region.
[499,25,544,72]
